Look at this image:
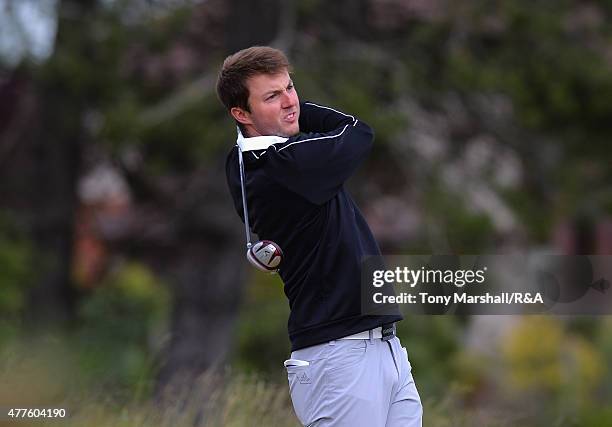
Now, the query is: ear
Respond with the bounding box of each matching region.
[230,107,253,126]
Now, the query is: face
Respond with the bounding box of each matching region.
[231,70,300,138]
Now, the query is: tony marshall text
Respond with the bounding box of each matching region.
[373,292,544,305]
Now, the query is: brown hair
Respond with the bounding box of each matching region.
[216,46,291,113]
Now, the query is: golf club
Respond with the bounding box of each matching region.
[237,145,284,272]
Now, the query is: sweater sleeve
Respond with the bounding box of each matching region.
[263,102,374,205]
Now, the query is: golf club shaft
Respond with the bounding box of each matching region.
[237,145,252,249]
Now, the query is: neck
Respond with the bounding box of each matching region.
[240,124,260,138]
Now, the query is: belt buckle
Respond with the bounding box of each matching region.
[381,323,396,341]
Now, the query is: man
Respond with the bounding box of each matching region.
[217,46,422,427]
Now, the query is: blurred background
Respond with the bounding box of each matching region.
[1,0,611,426]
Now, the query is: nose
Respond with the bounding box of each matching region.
[280,90,295,108]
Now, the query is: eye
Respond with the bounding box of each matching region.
[287,83,294,91]
[266,93,278,101]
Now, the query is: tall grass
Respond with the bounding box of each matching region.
[1,327,610,427]
[0,336,296,426]
[56,374,299,427]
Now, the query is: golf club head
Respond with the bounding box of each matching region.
[246,240,283,273]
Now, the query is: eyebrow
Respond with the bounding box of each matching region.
[262,80,293,97]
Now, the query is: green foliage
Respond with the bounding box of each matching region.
[0,337,73,408]
[424,184,496,252]
[396,316,463,397]
[57,374,299,427]
[233,272,290,375]
[102,94,144,144]
[579,406,612,427]
[294,55,406,147]
[387,0,612,220]
[502,317,566,392]
[0,212,34,318]
[139,96,232,174]
[500,187,552,242]
[0,341,299,426]
[500,316,607,422]
[74,262,170,392]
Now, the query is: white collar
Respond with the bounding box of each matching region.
[236,127,288,152]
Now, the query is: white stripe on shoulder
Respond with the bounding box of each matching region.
[246,103,359,157]
[277,123,351,152]
[304,102,356,123]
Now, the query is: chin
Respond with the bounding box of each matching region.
[283,125,299,137]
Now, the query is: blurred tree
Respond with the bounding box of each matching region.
[2,0,252,401]
[225,0,280,52]
[24,0,101,326]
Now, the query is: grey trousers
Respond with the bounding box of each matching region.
[284,335,422,427]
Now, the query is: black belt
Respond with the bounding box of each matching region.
[381,322,396,341]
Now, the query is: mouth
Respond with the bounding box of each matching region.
[284,111,297,122]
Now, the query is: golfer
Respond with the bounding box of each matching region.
[217,46,422,427]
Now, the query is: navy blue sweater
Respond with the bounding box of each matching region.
[226,101,402,351]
